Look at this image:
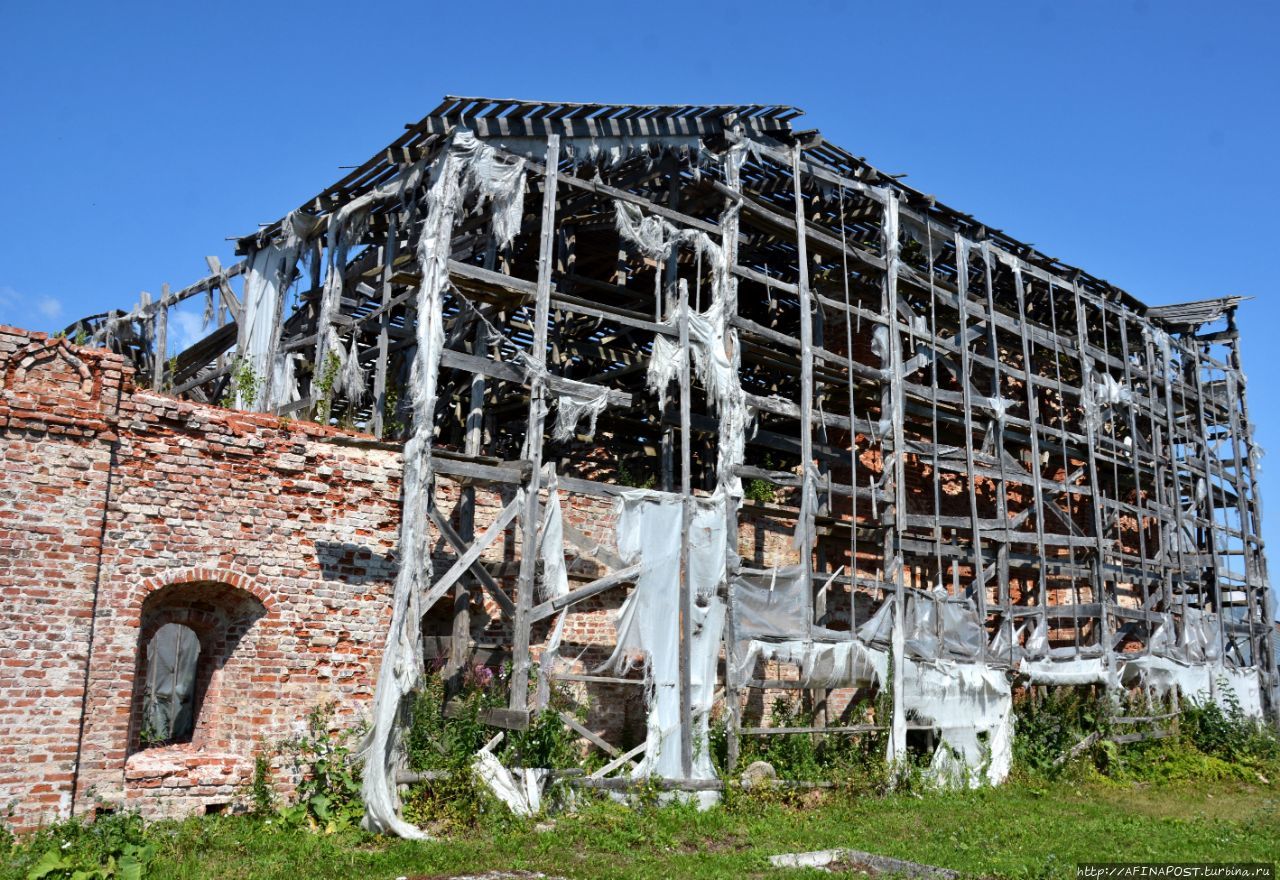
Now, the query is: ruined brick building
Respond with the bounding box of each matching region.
[2,97,1275,835]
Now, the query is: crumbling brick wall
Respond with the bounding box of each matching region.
[0,327,402,829]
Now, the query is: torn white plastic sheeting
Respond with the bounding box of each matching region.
[617,198,749,490]
[734,639,886,691]
[1218,665,1266,717]
[602,489,727,806]
[1022,657,1120,688]
[236,245,290,409]
[1120,656,1265,718]
[897,591,984,661]
[1179,607,1225,664]
[1082,359,1133,433]
[538,476,570,603]
[979,396,1014,423]
[361,131,530,839]
[731,566,845,642]
[552,379,610,442]
[902,658,1014,787]
[473,750,550,817]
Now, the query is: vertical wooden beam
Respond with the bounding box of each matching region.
[661,160,681,493]
[1159,332,1194,643]
[791,144,818,643]
[1142,325,1178,620]
[882,193,907,764]
[677,276,694,778]
[1224,322,1276,696]
[449,322,488,679]
[372,217,398,438]
[1071,287,1114,654]
[979,245,1008,660]
[1186,348,1230,656]
[510,135,559,712]
[1049,284,1084,652]
[1116,315,1155,643]
[153,284,169,392]
[953,237,988,638]
[1011,265,1049,656]
[721,142,745,774]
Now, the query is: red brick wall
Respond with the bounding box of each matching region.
[0,327,402,829]
[0,331,119,828]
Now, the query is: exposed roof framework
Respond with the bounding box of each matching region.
[68,97,1277,833]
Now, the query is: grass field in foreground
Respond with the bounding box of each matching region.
[5,776,1276,880]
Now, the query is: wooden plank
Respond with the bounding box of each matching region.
[530,563,641,622]
[372,217,397,437]
[153,284,169,392]
[509,135,559,711]
[429,505,517,618]
[560,711,621,758]
[791,146,817,649]
[677,276,694,779]
[420,498,520,614]
[444,701,530,731]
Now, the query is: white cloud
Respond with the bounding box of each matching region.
[0,285,63,330]
[36,295,63,320]
[169,310,208,354]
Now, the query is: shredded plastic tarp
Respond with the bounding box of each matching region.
[616,199,748,490]
[1082,359,1133,433]
[473,750,549,817]
[602,489,727,806]
[1178,607,1225,664]
[733,639,886,691]
[1120,656,1265,718]
[552,379,610,442]
[1022,657,1119,688]
[902,658,1013,787]
[236,240,297,410]
[361,131,529,839]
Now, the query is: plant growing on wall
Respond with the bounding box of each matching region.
[219,358,263,410]
[313,352,341,423]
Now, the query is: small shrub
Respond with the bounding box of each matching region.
[743,478,776,503]
[219,358,263,410]
[277,703,363,833]
[17,812,154,880]
[1013,687,1116,777]
[313,352,341,422]
[248,748,276,816]
[616,457,656,490]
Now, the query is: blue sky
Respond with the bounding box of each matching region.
[2,0,1278,599]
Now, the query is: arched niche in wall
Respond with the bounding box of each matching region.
[128,580,268,754]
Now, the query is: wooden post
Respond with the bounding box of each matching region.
[1011,265,1050,656]
[791,145,816,638]
[153,284,169,392]
[1071,285,1115,656]
[980,245,1009,660]
[372,217,398,437]
[721,140,745,775]
[449,322,488,680]
[882,193,908,764]
[953,237,988,641]
[677,276,694,778]
[510,135,559,712]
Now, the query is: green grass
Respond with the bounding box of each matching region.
[5,776,1277,880]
